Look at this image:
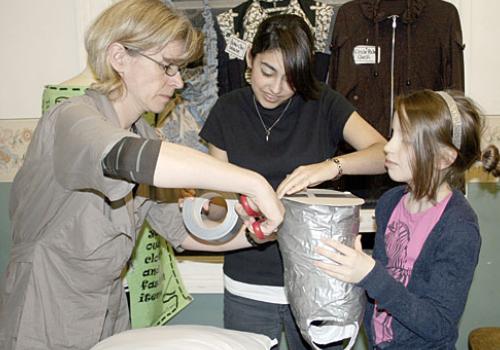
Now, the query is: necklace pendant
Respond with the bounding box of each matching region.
[253,95,292,144]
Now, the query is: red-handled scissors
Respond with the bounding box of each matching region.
[239,195,266,240]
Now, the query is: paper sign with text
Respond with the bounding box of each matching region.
[126,224,192,328]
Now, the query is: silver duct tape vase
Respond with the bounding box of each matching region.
[278,198,366,350]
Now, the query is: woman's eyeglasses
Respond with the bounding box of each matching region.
[124,46,181,77]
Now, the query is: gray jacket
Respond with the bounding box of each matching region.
[0,90,187,350]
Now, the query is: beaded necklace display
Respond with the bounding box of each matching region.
[252,95,292,142]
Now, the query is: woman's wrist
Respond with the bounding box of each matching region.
[245,228,277,246]
[245,172,274,200]
[328,157,343,180]
[245,229,260,247]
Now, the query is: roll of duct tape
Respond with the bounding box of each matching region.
[182,192,240,242]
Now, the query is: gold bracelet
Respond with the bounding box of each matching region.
[329,157,343,180]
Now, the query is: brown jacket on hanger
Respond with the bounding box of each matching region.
[328,0,465,138]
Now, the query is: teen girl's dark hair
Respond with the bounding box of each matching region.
[250,14,320,100]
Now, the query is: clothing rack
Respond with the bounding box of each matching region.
[171,0,349,10]
[172,0,244,9]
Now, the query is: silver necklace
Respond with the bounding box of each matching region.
[252,95,292,142]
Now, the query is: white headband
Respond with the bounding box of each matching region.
[435,91,462,149]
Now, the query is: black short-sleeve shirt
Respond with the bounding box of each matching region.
[200,83,355,286]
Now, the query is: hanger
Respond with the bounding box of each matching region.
[259,0,290,10]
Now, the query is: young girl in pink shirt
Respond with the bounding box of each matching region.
[316,90,499,349]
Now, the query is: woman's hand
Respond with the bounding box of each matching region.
[239,191,284,237]
[276,160,338,198]
[177,188,196,209]
[314,235,375,284]
[179,188,196,198]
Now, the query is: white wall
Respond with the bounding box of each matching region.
[463,1,500,115]
[0,0,499,118]
[0,1,78,119]
[0,0,114,119]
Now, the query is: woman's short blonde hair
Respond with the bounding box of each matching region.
[85,0,202,98]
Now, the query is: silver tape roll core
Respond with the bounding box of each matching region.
[182,192,240,242]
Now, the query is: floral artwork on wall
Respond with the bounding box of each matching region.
[0,116,499,183]
[0,119,38,182]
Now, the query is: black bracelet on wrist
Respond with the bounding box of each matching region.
[245,229,260,247]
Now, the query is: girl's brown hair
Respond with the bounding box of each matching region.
[395,89,499,201]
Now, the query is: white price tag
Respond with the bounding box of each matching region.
[353,45,381,64]
[225,35,251,60]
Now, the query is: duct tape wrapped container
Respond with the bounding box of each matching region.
[278,189,366,350]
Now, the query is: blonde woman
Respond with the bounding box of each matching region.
[0,1,283,349]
